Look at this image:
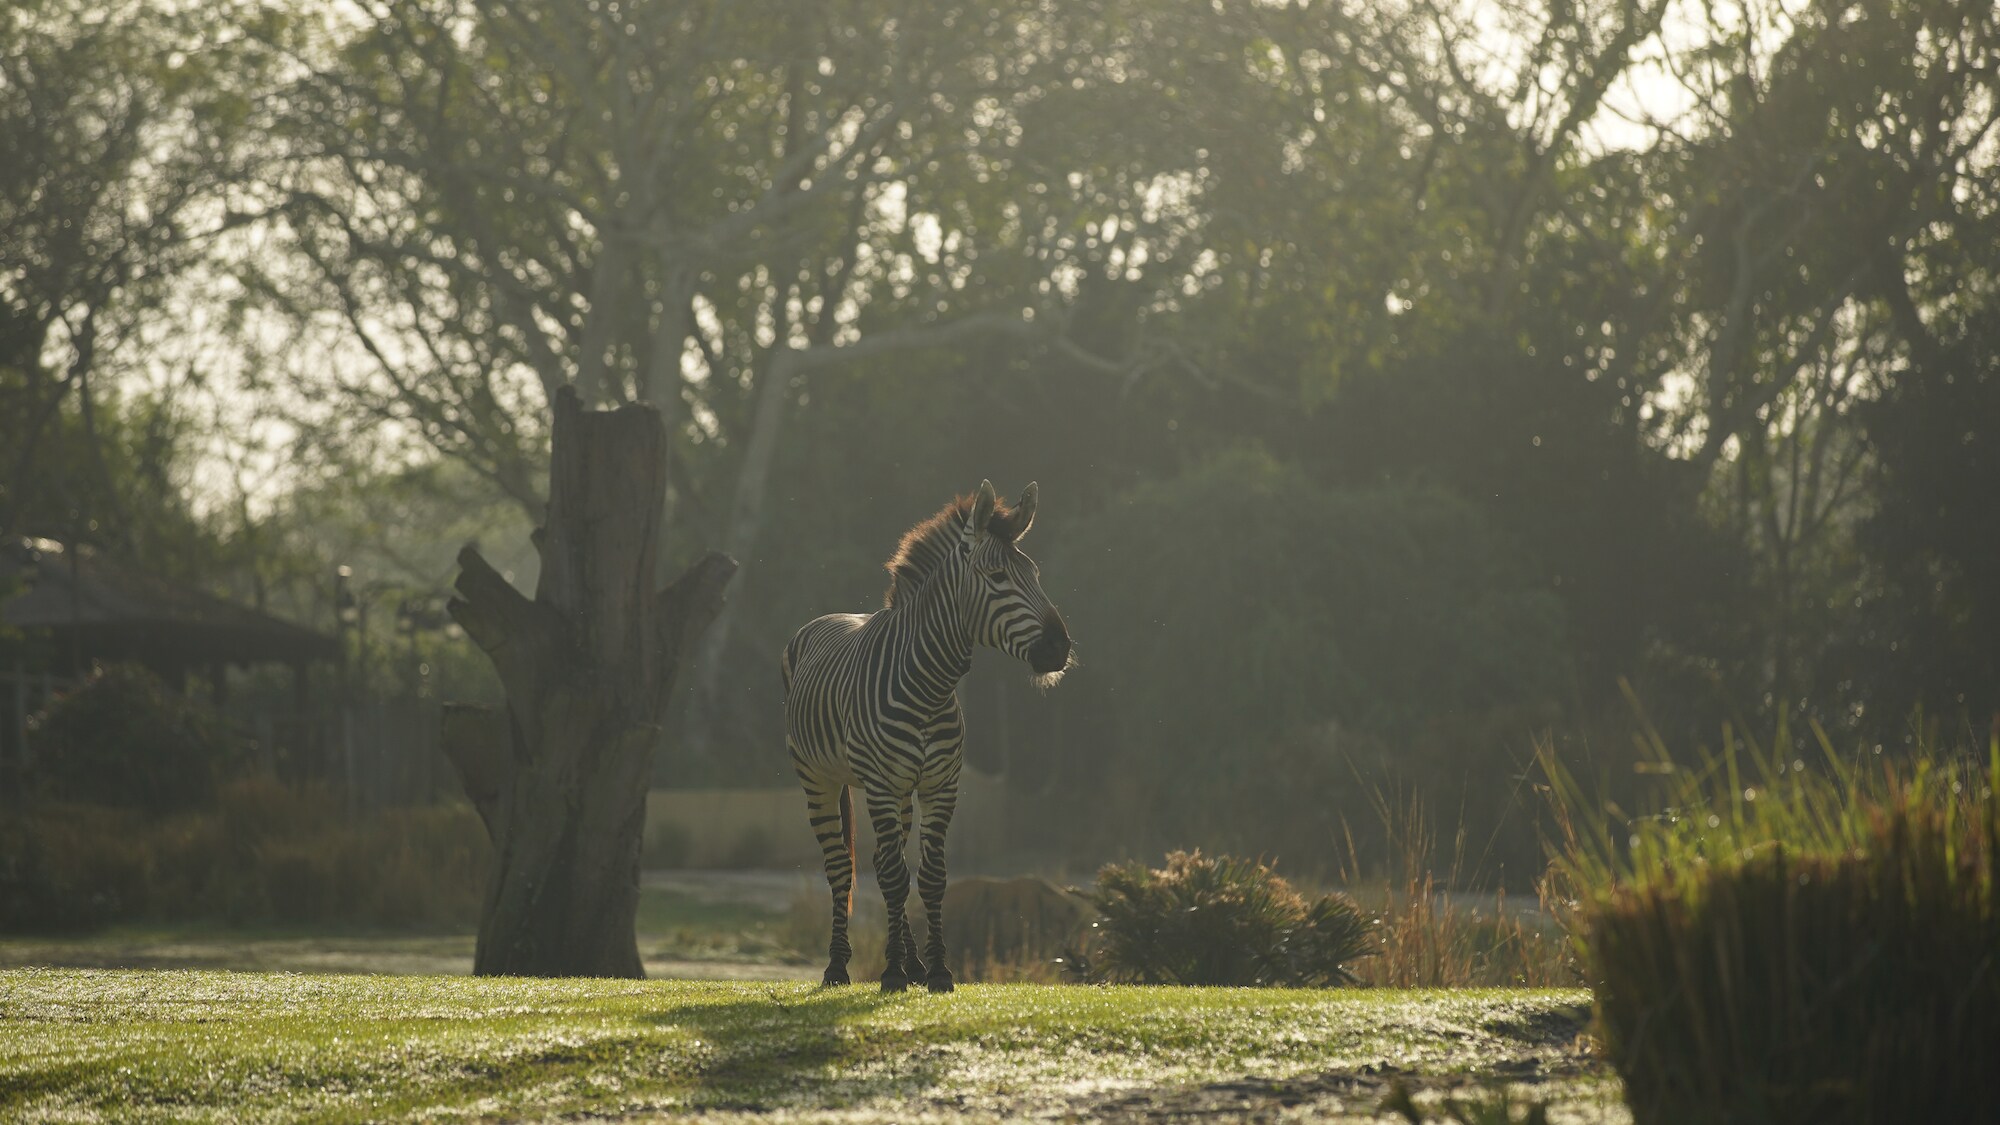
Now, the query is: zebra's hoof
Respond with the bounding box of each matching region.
[822,965,850,986]
[901,957,927,983]
[880,974,911,994]
[926,970,955,994]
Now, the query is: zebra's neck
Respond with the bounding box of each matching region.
[880,558,975,707]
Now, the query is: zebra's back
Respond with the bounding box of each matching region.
[784,613,874,777]
[783,612,871,693]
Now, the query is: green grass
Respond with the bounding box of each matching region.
[0,970,1616,1123]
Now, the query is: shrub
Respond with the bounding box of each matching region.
[1548,724,2000,1125]
[28,663,239,813]
[0,779,489,932]
[0,803,152,931]
[1090,850,1374,986]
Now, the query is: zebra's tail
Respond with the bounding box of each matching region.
[839,785,855,915]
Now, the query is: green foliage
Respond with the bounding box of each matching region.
[1317,344,1746,700]
[1062,449,1571,747]
[1547,725,2000,1124]
[1036,451,1571,872]
[27,663,238,814]
[1,0,285,543]
[1848,306,2000,730]
[0,778,488,933]
[1090,850,1373,986]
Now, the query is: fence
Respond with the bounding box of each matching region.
[0,671,446,813]
[0,668,70,803]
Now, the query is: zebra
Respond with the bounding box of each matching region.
[784,479,1072,993]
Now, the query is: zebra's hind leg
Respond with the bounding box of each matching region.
[804,780,855,985]
[895,792,927,983]
[918,770,960,993]
[867,786,917,993]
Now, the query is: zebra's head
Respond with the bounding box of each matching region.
[961,480,1072,685]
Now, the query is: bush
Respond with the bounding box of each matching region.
[1549,726,2000,1124]
[0,803,153,931]
[1090,850,1373,986]
[0,778,490,932]
[28,663,239,813]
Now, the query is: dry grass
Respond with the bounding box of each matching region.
[780,884,889,979]
[1341,793,1577,989]
[778,876,1091,983]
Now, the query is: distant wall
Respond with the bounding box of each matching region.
[645,768,1013,871]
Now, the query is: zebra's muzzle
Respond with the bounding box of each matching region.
[1027,617,1071,675]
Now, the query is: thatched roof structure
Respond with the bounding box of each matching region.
[1,539,336,670]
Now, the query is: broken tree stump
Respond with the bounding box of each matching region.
[442,387,736,977]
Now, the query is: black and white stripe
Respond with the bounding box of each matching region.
[784,480,1071,993]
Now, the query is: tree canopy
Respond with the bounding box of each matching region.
[7,0,1999,871]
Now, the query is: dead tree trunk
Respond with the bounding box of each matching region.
[442,387,735,977]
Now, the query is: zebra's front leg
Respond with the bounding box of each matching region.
[867,787,917,993]
[918,774,960,993]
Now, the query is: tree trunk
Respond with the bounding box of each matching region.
[442,386,736,977]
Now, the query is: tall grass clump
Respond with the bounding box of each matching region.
[1546,715,2000,1125]
[1091,850,1373,986]
[1342,792,1576,988]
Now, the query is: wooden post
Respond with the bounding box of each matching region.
[442,388,735,978]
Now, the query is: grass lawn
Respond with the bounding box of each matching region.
[0,970,1622,1123]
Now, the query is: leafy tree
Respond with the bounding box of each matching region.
[1849,307,2000,736]
[1,0,281,546]
[30,663,240,813]
[267,0,1216,753]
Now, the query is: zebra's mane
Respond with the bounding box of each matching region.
[883,492,1023,608]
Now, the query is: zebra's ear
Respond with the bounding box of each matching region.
[1013,482,1038,541]
[966,479,998,546]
